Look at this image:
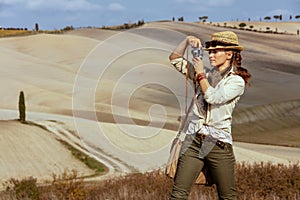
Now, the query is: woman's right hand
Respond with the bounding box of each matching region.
[186,36,202,48]
[169,36,202,60]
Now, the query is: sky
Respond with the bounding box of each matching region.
[0,0,299,30]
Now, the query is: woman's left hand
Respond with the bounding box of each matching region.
[193,57,205,74]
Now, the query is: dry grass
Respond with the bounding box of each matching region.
[0,30,33,37]
[0,29,67,38]
[1,162,299,200]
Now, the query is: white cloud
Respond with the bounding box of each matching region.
[108,3,125,11]
[25,0,101,11]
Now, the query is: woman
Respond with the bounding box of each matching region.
[169,31,251,200]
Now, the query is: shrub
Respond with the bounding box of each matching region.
[236,162,300,199]
[62,26,74,31]
[4,176,39,200]
[239,22,247,28]
[1,162,299,199]
[88,163,300,199]
[48,169,86,200]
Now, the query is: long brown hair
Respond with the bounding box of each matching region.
[231,51,251,86]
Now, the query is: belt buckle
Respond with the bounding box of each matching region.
[216,140,225,149]
[197,132,225,149]
[197,133,206,140]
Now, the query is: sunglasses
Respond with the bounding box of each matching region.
[205,41,238,49]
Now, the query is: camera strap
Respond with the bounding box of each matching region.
[176,47,204,139]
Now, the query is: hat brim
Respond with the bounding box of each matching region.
[205,45,243,51]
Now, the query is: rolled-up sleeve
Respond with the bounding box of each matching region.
[170,58,188,74]
[204,75,245,104]
[170,57,195,80]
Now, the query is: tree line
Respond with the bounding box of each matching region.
[264,15,300,21]
[0,27,28,30]
[171,15,300,23]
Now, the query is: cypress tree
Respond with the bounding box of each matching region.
[35,23,39,32]
[19,91,26,123]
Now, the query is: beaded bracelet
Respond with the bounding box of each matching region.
[196,72,207,82]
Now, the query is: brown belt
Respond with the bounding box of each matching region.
[196,133,226,149]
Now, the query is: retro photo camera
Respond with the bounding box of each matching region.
[191,47,203,59]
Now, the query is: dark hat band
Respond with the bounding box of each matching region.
[205,40,243,51]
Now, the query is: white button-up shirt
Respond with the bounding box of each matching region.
[170,57,245,144]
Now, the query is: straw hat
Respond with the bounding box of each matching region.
[205,31,243,51]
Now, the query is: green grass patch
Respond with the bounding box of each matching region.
[59,140,107,174]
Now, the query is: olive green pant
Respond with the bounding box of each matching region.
[170,134,236,200]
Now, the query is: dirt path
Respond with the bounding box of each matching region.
[1,109,299,188]
[0,120,94,188]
